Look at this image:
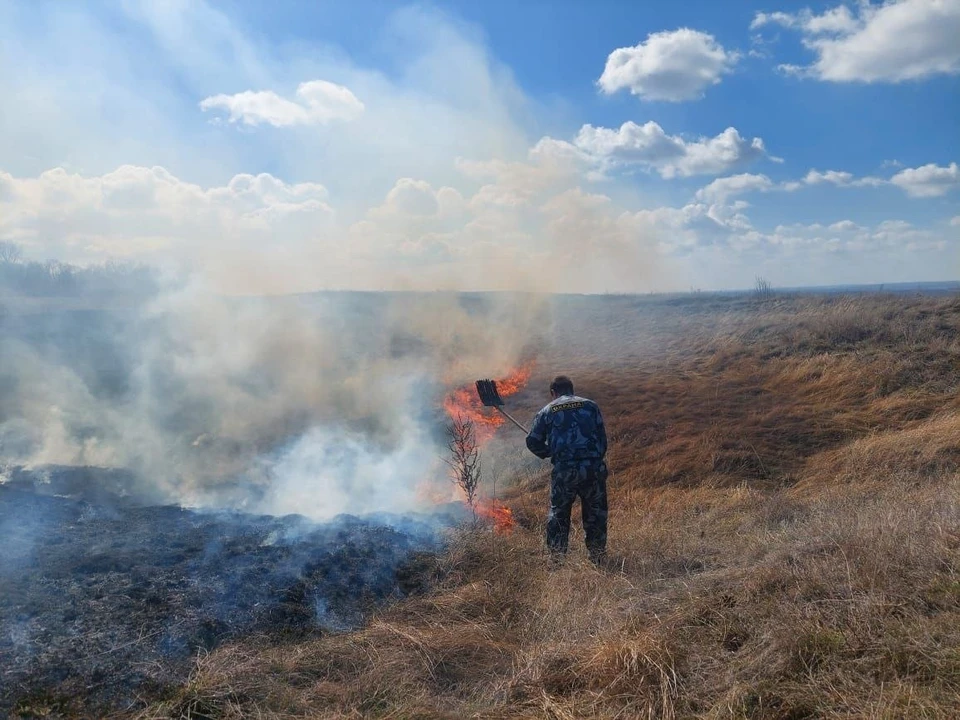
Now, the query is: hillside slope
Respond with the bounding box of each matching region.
[59,294,960,719]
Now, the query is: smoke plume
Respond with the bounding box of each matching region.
[0,275,552,518]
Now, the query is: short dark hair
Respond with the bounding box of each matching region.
[550,375,574,396]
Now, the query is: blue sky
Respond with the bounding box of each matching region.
[0,0,958,292]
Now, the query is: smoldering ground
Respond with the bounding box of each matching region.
[0,472,467,714]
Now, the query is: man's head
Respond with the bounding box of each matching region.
[549,375,574,399]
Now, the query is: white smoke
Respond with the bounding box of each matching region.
[256,417,438,520]
[0,275,551,518]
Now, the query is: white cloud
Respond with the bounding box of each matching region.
[854,177,888,188]
[805,5,861,34]
[622,193,763,254]
[804,169,855,185]
[950,215,960,226]
[753,0,960,82]
[350,168,661,292]
[598,28,739,101]
[751,6,859,34]
[890,162,960,197]
[378,178,440,217]
[829,219,860,231]
[737,217,949,256]
[869,219,948,250]
[751,11,798,30]
[572,122,772,178]
[0,152,667,294]
[774,163,959,196]
[619,171,956,265]
[0,166,334,280]
[801,168,888,188]
[456,137,585,200]
[695,173,774,203]
[3,156,955,293]
[200,79,364,127]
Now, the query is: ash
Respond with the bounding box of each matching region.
[0,465,457,715]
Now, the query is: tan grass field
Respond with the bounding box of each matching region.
[133,293,960,720]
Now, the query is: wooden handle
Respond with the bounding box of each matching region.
[496,407,529,434]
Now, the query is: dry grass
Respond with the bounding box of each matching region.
[123,294,960,720]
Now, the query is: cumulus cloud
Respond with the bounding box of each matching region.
[695,173,774,203]
[793,162,960,197]
[598,28,739,101]
[890,162,960,197]
[377,178,441,217]
[572,122,773,178]
[349,162,659,292]
[0,150,664,294]
[751,6,859,34]
[829,219,860,231]
[0,166,336,288]
[803,169,855,185]
[456,137,586,204]
[622,168,957,268]
[0,165,332,223]
[772,163,960,197]
[802,168,887,187]
[753,0,960,82]
[729,217,949,257]
[200,79,365,127]
[622,194,762,255]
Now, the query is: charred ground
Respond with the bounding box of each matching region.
[0,467,456,717]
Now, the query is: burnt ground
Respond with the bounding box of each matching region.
[0,466,459,717]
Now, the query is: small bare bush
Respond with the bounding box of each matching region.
[0,240,23,264]
[754,275,774,300]
[445,415,482,517]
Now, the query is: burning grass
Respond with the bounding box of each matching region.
[443,363,535,444]
[17,292,960,719]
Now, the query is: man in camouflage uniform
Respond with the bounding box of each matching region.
[525,375,608,564]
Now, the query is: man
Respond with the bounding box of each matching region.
[525,375,608,564]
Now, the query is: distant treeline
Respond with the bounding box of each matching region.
[0,241,159,298]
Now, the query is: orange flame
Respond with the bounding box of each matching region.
[475,498,515,535]
[442,362,534,445]
[439,362,533,533]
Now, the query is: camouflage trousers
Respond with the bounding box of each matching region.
[547,460,608,563]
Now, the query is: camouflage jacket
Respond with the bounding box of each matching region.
[525,394,607,466]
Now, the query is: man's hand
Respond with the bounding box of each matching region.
[526,433,550,459]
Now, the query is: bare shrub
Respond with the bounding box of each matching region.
[0,240,23,264]
[754,275,773,300]
[445,415,482,518]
